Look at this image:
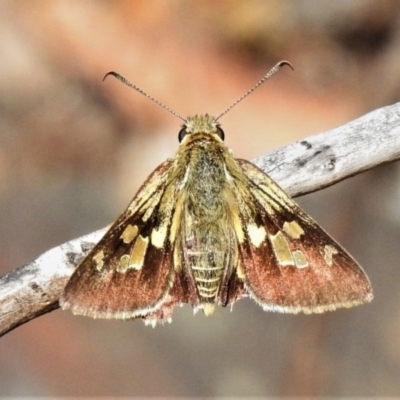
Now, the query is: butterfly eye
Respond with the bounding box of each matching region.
[178,128,188,142]
[216,127,225,141]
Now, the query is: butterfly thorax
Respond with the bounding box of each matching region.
[177,116,230,219]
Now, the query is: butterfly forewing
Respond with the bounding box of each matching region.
[61,160,178,319]
[233,159,372,313]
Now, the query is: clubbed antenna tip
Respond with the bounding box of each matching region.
[103,60,293,124]
[215,60,293,121]
[103,71,186,122]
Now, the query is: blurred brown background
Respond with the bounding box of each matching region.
[1,0,400,397]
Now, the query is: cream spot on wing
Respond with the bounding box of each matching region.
[129,235,149,270]
[270,231,295,266]
[151,224,167,248]
[293,250,309,268]
[324,245,338,266]
[92,250,105,271]
[117,254,130,273]
[283,220,304,239]
[120,224,138,244]
[247,224,266,247]
[236,264,245,280]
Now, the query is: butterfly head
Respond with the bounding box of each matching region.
[178,114,225,143]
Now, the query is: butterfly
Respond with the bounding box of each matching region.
[60,62,373,326]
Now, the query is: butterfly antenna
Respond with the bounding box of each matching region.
[103,72,186,122]
[215,60,293,121]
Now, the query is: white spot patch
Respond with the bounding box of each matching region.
[293,250,308,268]
[120,224,138,244]
[247,224,266,247]
[151,224,167,248]
[283,220,304,239]
[92,250,105,271]
[324,245,338,266]
[117,254,130,273]
[270,231,295,266]
[236,264,245,280]
[129,235,149,270]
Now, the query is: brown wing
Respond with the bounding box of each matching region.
[232,159,373,313]
[140,271,191,326]
[61,160,183,320]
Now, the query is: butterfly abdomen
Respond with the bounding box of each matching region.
[184,225,230,302]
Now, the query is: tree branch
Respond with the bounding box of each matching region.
[1,102,400,337]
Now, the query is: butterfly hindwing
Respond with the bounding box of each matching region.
[233,159,372,313]
[61,160,178,319]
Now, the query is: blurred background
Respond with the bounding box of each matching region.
[1,0,400,397]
